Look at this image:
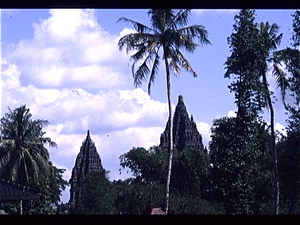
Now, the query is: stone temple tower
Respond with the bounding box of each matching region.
[160,95,205,152]
[68,130,103,212]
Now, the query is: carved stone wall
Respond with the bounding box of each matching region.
[160,95,204,152]
[68,130,103,212]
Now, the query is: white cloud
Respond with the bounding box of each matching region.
[227,110,237,117]
[196,121,211,147]
[3,9,131,90]
[193,9,239,16]
[275,122,287,136]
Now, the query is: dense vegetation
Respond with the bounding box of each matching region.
[0,106,68,214]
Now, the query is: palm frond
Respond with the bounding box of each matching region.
[173,48,197,77]
[167,9,190,30]
[171,31,198,52]
[272,63,290,102]
[119,33,158,56]
[133,55,152,87]
[117,17,154,34]
[148,52,161,94]
[149,9,174,32]
[130,40,154,62]
[31,149,51,184]
[169,56,181,76]
[177,25,212,46]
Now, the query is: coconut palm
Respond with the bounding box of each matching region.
[118,9,211,213]
[257,21,288,214]
[0,105,57,186]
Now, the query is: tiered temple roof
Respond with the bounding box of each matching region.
[160,95,205,152]
[68,130,103,212]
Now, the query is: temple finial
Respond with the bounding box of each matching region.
[178,95,184,103]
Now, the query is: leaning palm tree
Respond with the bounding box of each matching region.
[118,9,211,213]
[0,105,57,186]
[257,21,288,214]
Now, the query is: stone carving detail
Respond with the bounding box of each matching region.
[68,130,104,211]
[160,95,205,152]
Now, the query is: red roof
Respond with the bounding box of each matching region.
[151,207,166,215]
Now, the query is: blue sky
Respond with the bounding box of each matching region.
[1,9,296,203]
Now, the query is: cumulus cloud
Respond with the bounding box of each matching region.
[3,9,132,90]
[196,121,211,147]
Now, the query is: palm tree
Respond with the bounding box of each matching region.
[0,105,57,186]
[118,9,211,213]
[257,21,288,214]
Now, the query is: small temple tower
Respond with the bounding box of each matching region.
[160,95,205,152]
[68,130,104,212]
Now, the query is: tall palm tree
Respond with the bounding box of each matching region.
[118,9,211,213]
[0,105,57,186]
[257,21,288,214]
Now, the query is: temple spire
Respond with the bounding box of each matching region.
[178,95,184,104]
[68,130,103,213]
[160,95,204,152]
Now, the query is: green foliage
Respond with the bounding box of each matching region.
[0,106,68,214]
[75,170,116,214]
[118,146,220,214]
[209,116,274,214]
[118,9,211,94]
[117,147,169,214]
[277,106,300,214]
[1,163,68,215]
[224,9,266,120]
[25,164,68,214]
[114,178,165,214]
[169,196,225,214]
[291,11,300,48]
[273,10,300,104]
[120,146,169,184]
[0,105,57,186]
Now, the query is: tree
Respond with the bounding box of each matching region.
[75,170,116,214]
[118,9,211,213]
[0,105,57,186]
[0,106,68,214]
[224,10,288,213]
[209,116,273,214]
[24,163,68,214]
[118,146,218,214]
[273,12,300,213]
[277,107,300,214]
[256,21,287,214]
[225,9,267,125]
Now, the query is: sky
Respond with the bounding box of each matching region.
[1,9,297,203]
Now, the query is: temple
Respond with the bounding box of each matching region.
[68,130,104,212]
[160,95,205,152]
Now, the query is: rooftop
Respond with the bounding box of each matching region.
[0,178,39,201]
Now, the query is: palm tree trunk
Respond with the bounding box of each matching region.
[263,73,280,214]
[270,97,280,215]
[164,54,173,215]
